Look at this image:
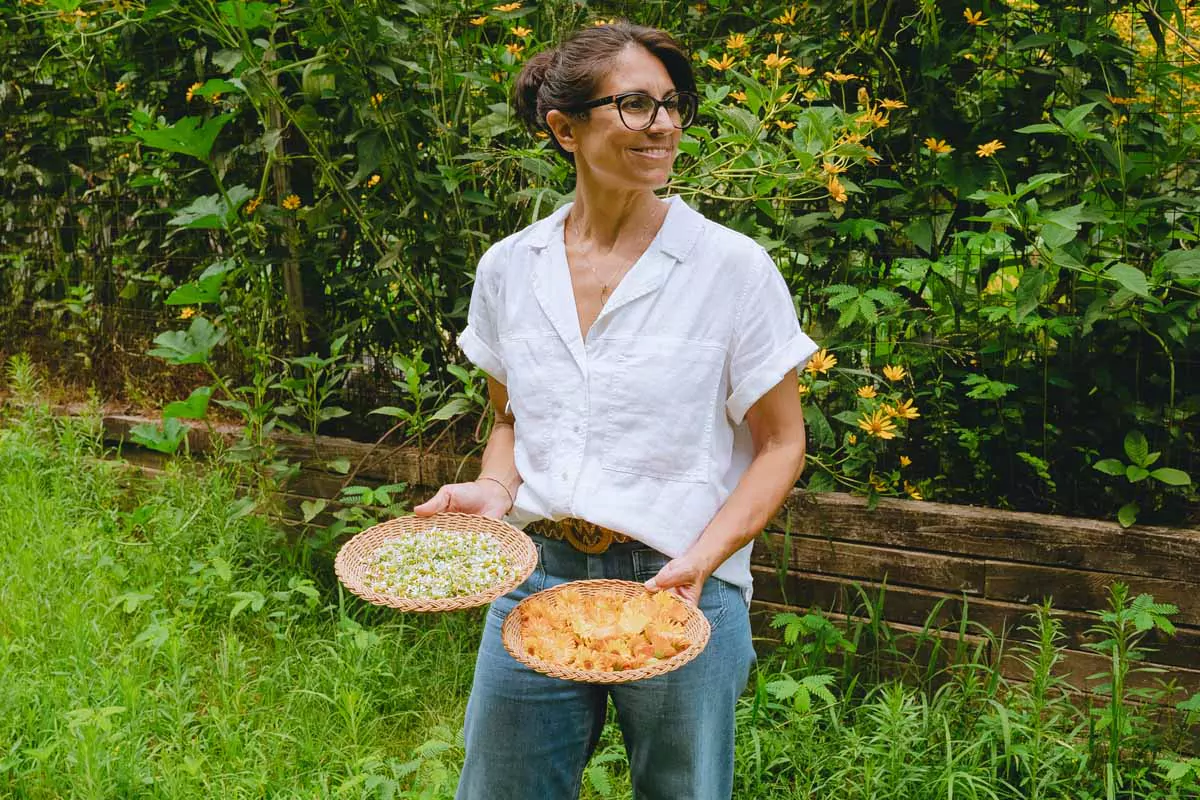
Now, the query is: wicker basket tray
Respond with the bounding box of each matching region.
[501,579,712,684]
[334,513,538,612]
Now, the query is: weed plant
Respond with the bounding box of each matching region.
[1,406,1197,799]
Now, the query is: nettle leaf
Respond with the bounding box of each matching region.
[133,114,235,160]
[148,317,226,365]
[168,185,254,229]
[1105,263,1152,299]
[163,386,213,420]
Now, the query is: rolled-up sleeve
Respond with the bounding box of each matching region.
[457,246,507,383]
[725,249,819,425]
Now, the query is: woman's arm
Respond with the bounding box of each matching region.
[414,376,523,518]
[644,370,806,603]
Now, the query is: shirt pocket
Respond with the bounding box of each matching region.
[602,338,723,484]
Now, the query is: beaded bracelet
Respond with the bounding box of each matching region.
[478,476,515,511]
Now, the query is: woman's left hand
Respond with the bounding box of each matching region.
[643,555,712,606]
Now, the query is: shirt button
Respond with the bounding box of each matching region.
[560,471,569,480]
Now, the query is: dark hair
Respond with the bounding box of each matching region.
[513,21,696,159]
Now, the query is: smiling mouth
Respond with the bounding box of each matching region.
[631,147,673,157]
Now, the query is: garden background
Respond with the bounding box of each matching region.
[2,0,1200,797]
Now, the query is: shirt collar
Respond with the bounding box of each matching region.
[525,195,704,263]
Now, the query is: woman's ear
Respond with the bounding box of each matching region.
[544,109,578,154]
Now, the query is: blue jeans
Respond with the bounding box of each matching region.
[455,534,756,800]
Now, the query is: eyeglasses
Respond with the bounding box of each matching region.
[563,91,699,131]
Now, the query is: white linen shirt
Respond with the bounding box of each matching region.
[458,195,819,597]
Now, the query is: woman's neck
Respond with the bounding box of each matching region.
[567,178,663,253]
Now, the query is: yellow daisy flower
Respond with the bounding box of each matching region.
[706,53,736,71]
[772,6,797,25]
[493,2,521,11]
[179,307,196,320]
[882,364,907,381]
[904,480,924,500]
[729,90,748,103]
[185,82,203,102]
[726,32,748,51]
[964,8,988,25]
[792,65,815,78]
[366,174,381,188]
[806,349,837,374]
[282,194,301,211]
[887,398,921,420]
[923,137,953,154]
[776,120,796,130]
[879,98,907,110]
[976,139,1005,157]
[469,15,488,25]
[827,175,848,203]
[857,409,898,439]
[899,455,912,467]
[764,53,794,70]
[510,25,532,37]
[857,385,878,399]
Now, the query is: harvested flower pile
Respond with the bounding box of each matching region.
[518,586,693,672]
[362,528,512,599]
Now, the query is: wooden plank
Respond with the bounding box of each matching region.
[770,492,1200,583]
[751,566,1200,671]
[985,562,1200,627]
[755,533,985,593]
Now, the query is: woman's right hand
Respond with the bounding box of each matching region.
[412,479,512,519]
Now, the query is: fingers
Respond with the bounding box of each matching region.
[413,485,453,516]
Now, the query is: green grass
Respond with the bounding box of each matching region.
[1,405,1198,799]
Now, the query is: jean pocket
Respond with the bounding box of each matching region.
[631,547,729,627]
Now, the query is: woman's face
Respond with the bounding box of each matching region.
[553,45,681,192]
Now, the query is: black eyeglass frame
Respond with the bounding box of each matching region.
[560,90,699,131]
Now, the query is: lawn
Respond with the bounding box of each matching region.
[2,405,1198,799]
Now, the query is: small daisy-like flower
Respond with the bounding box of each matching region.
[706,53,736,71]
[366,174,381,188]
[863,148,881,165]
[904,480,924,500]
[726,32,748,51]
[772,32,785,43]
[764,53,793,70]
[798,383,810,396]
[848,434,858,445]
[857,385,877,399]
[185,82,203,102]
[827,175,848,203]
[882,364,907,382]
[822,160,847,175]
[510,25,532,36]
[887,398,921,420]
[115,81,127,93]
[370,92,385,108]
[879,98,906,110]
[858,409,898,439]
[923,137,953,154]
[963,8,988,25]
[282,194,301,211]
[806,349,837,374]
[179,307,196,320]
[772,6,797,24]
[792,64,815,78]
[493,2,521,11]
[505,42,525,57]
[469,15,488,25]
[857,109,888,127]
[976,139,1005,157]
[729,90,748,103]
[825,71,860,83]
[899,455,912,467]
[244,196,262,215]
[776,120,796,130]
[1107,95,1135,106]
[869,473,889,492]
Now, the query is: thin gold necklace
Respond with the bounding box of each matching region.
[570,205,665,305]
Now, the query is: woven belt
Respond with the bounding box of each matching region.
[527,518,633,554]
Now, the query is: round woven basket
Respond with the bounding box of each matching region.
[501,579,712,684]
[334,512,537,613]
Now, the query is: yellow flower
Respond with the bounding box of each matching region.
[366,174,381,188]
[282,194,301,211]
[806,349,837,374]
[869,473,889,492]
[824,71,860,83]
[963,8,988,25]
[764,53,794,70]
[797,383,810,396]
[370,92,385,108]
[493,2,521,10]
[899,455,912,468]
[505,42,525,57]
[776,120,796,130]
[822,160,847,175]
[179,307,196,320]
[693,3,708,13]
[469,15,488,25]
[1112,114,1128,126]
[244,196,262,215]
[863,148,881,165]
[879,98,906,110]
[848,434,858,445]
[706,53,736,71]
[491,71,504,83]
[792,64,815,78]
[726,32,748,51]
[827,175,848,203]
[904,480,924,500]
[857,409,898,439]
[887,398,921,420]
[802,89,818,101]
[882,364,907,382]
[185,82,203,102]
[772,32,785,43]
[857,385,878,399]
[856,109,888,127]
[510,25,532,36]
[976,139,1005,157]
[729,90,748,103]
[1107,94,1135,106]
[115,81,127,93]
[923,137,953,154]
[772,6,797,25]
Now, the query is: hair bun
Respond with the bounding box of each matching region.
[513,50,557,131]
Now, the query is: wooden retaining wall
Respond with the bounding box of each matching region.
[97,413,1200,701]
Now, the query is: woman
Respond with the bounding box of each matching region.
[414,20,817,800]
